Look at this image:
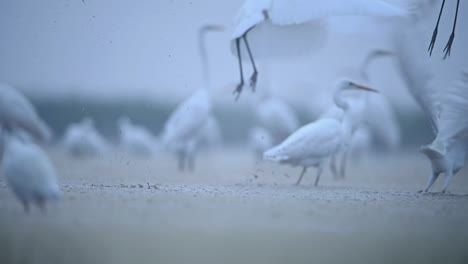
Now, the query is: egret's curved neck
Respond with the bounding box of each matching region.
[198,28,211,89]
[333,87,349,112]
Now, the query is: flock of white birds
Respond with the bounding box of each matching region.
[0,0,467,213]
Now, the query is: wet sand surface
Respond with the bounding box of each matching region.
[1,148,467,264]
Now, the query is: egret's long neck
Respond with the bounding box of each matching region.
[198,28,211,90]
[333,88,349,112]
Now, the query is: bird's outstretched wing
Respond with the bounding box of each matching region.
[268,0,405,26]
[436,71,468,142]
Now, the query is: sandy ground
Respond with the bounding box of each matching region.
[0,148,468,264]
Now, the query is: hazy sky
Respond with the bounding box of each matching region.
[0,0,467,111]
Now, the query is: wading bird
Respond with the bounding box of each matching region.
[0,84,52,142]
[1,128,60,213]
[230,0,405,98]
[264,80,378,186]
[161,25,223,171]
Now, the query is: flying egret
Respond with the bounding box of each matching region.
[427,0,460,58]
[230,0,405,98]
[62,117,109,158]
[264,80,378,186]
[0,84,52,142]
[1,128,60,213]
[161,25,223,171]
[392,14,468,193]
[248,126,274,160]
[118,116,158,156]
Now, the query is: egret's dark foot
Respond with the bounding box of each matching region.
[249,71,258,92]
[428,28,438,56]
[417,189,427,194]
[443,33,455,59]
[233,82,244,100]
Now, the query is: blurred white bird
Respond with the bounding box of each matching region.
[392,14,468,193]
[1,128,60,213]
[0,84,52,142]
[62,117,109,158]
[161,25,223,171]
[253,75,299,145]
[248,126,274,160]
[230,0,405,98]
[118,116,159,156]
[264,80,378,186]
[197,115,223,152]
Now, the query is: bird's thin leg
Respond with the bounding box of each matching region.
[339,148,349,179]
[314,165,324,187]
[187,153,195,172]
[233,38,244,100]
[418,171,440,193]
[428,0,446,56]
[441,169,454,193]
[296,167,307,185]
[443,0,460,59]
[242,34,258,92]
[22,200,30,214]
[330,152,339,179]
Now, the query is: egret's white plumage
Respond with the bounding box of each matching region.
[264,80,377,186]
[62,117,109,158]
[0,84,52,142]
[118,117,158,156]
[231,0,405,96]
[248,126,274,160]
[161,25,222,171]
[197,115,223,152]
[392,15,468,193]
[1,129,60,212]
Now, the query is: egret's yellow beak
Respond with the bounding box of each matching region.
[351,82,379,93]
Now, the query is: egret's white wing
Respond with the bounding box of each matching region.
[436,71,468,141]
[265,119,342,161]
[232,0,271,39]
[392,18,439,133]
[269,0,405,26]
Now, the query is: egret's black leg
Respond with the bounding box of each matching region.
[242,35,258,92]
[443,0,460,59]
[233,37,244,100]
[428,0,446,56]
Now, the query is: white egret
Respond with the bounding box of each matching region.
[230,0,405,98]
[264,80,378,186]
[62,117,109,158]
[248,126,274,160]
[161,25,223,171]
[324,49,400,178]
[0,84,52,142]
[392,14,468,193]
[1,128,60,213]
[117,117,158,156]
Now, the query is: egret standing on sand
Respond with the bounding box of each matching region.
[61,117,109,158]
[1,129,60,213]
[230,0,405,98]
[264,80,378,186]
[118,116,159,156]
[161,25,223,171]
